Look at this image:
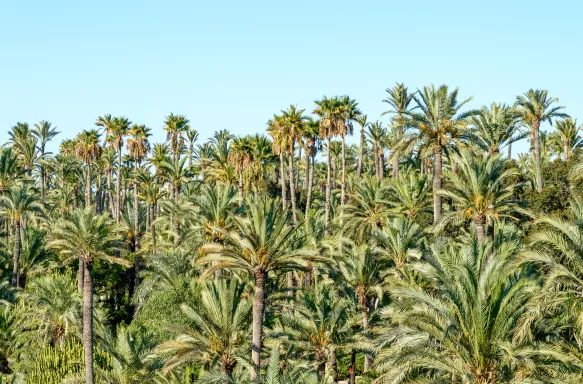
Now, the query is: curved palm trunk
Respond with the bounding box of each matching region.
[83,261,94,384]
[305,144,314,216]
[357,128,365,177]
[11,219,20,288]
[279,152,287,211]
[433,146,443,224]
[85,163,91,209]
[532,120,543,193]
[116,149,122,223]
[325,137,332,230]
[341,135,347,205]
[251,271,266,382]
[288,151,297,223]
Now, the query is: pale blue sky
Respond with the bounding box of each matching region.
[1,0,581,155]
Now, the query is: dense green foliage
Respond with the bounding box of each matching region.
[1,86,583,383]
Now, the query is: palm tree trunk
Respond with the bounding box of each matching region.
[475,216,486,247]
[357,128,365,177]
[362,307,373,371]
[279,152,287,211]
[373,141,379,179]
[251,271,266,382]
[349,349,357,384]
[40,146,46,203]
[11,220,20,288]
[564,137,569,162]
[532,120,543,193]
[507,140,512,159]
[83,261,94,384]
[85,164,91,209]
[134,182,139,251]
[325,137,332,229]
[379,152,385,180]
[78,260,84,293]
[238,170,244,205]
[151,204,157,255]
[116,149,122,223]
[305,144,314,216]
[288,151,297,223]
[433,146,443,224]
[326,348,338,383]
[341,135,347,205]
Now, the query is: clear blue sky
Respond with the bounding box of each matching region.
[1,0,581,155]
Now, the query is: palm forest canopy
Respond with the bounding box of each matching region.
[2,85,583,384]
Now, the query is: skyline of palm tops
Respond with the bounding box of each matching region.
[1,83,583,383]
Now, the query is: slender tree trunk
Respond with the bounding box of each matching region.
[116,149,122,223]
[279,152,287,211]
[325,137,332,230]
[251,271,266,382]
[238,170,244,206]
[107,169,114,216]
[532,120,543,193]
[357,128,365,177]
[78,260,84,293]
[362,307,373,371]
[288,151,297,223]
[83,261,94,384]
[326,348,338,383]
[341,135,347,205]
[379,152,385,180]
[151,204,157,255]
[85,164,91,209]
[433,146,443,224]
[564,137,569,162]
[305,144,314,216]
[40,147,46,203]
[296,146,301,187]
[373,141,380,179]
[134,178,140,251]
[11,220,20,288]
[348,349,357,384]
[507,140,512,159]
[392,115,403,178]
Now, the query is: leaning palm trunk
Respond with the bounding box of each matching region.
[11,220,20,288]
[341,135,347,205]
[250,271,266,382]
[279,152,287,211]
[288,151,298,223]
[325,137,332,229]
[433,146,443,224]
[83,261,94,384]
[532,120,543,193]
[357,128,365,177]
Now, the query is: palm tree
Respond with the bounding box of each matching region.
[163,113,191,162]
[157,280,251,379]
[229,136,255,202]
[0,183,43,287]
[303,120,320,216]
[339,96,361,205]
[0,147,25,193]
[127,124,152,249]
[109,116,132,222]
[467,103,525,156]
[437,149,524,245]
[267,115,288,212]
[32,120,59,202]
[48,208,127,384]
[553,118,582,161]
[314,96,345,229]
[399,84,476,224]
[515,89,568,192]
[355,114,369,177]
[389,167,431,220]
[159,157,194,203]
[199,197,315,381]
[75,129,102,209]
[95,114,114,147]
[374,237,550,383]
[382,83,416,177]
[186,128,199,167]
[366,121,386,180]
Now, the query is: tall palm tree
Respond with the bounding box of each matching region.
[229,136,255,202]
[515,89,568,192]
[355,114,368,177]
[163,113,191,162]
[75,129,102,209]
[186,128,199,167]
[553,118,582,161]
[159,157,194,203]
[95,114,114,148]
[157,280,251,379]
[267,115,288,212]
[199,197,315,381]
[109,116,132,222]
[48,208,126,384]
[366,121,386,180]
[467,103,525,156]
[382,83,416,178]
[32,120,59,202]
[0,147,25,193]
[437,149,524,245]
[281,104,310,222]
[303,119,321,216]
[399,84,476,224]
[339,96,361,205]
[127,124,152,249]
[313,96,345,229]
[0,184,43,287]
